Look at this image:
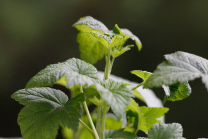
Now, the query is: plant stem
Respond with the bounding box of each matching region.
[96,105,108,139]
[104,49,111,81]
[80,85,100,139]
[96,49,113,139]
[132,82,145,90]
[79,119,95,138]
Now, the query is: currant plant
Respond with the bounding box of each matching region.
[12,16,207,139]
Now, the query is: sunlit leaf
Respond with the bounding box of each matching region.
[26,58,97,89]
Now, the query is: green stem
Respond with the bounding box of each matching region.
[80,85,100,139]
[79,119,95,138]
[96,105,107,139]
[104,49,111,81]
[132,82,145,90]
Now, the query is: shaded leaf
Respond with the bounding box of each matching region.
[105,114,123,130]
[162,82,191,104]
[148,123,183,139]
[105,129,137,138]
[26,58,97,89]
[126,99,148,134]
[12,88,85,139]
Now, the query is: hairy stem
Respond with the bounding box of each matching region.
[80,85,100,139]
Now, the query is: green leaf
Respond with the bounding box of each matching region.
[86,31,124,49]
[105,114,123,130]
[113,24,142,51]
[94,79,134,120]
[131,70,152,82]
[144,51,208,89]
[73,16,109,33]
[111,45,134,58]
[131,70,152,90]
[133,90,146,103]
[105,129,137,138]
[12,88,85,139]
[126,99,148,134]
[140,106,169,130]
[26,58,97,89]
[77,32,107,64]
[148,123,183,139]
[162,82,191,103]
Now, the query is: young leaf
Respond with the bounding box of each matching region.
[126,99,148,134]
[12,88,85,139]
[93,79,134,120]
[77,32,107,64]
[140,106,169,130]
[111,45,134,58]
[131,70,152,90]
[105,129,137,138]
[148,123,183,139]
[162,82,191,103]
[25,58,97,89]
[105,114,123,130]
[131,70,152,82]
[144,51,208,90]
[113,24,142,51]
[86,31,124,49]
[73,16,109,33]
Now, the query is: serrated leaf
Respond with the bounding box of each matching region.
[162,82,191,103]
[26,58,97,89]
[93,79,134,120]
[148,123,183,139]
[105,129,137,138]
[113,24,142,51]
[140,107,169,130]
[111,45,134,58]
[73,16,109,33]
[77,32,107,64]
[126,99,148,134]
[144,51,208,90]
[12,88,85,139]
[86,31,124,49]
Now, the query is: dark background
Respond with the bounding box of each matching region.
[1,1,208,138]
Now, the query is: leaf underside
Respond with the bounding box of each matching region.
[12,87,85,139]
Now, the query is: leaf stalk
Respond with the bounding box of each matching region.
[80,85,100,139]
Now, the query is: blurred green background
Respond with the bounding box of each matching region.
[1,0,208,138]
